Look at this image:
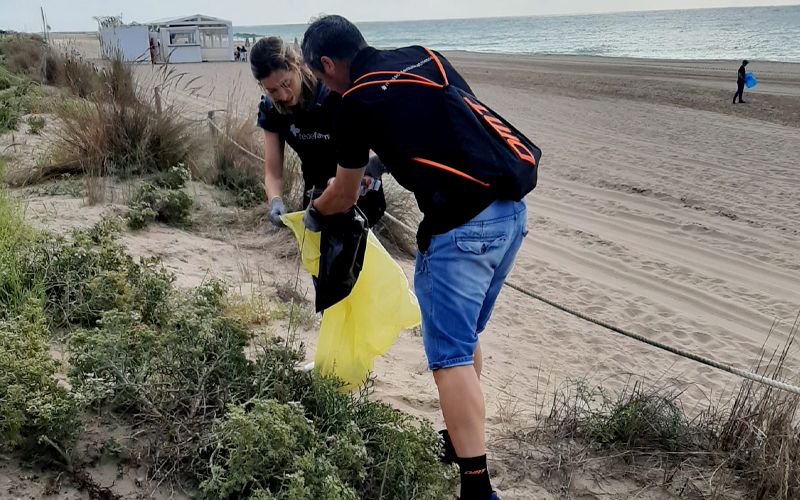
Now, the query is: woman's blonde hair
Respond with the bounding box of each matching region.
[250,36,316,114]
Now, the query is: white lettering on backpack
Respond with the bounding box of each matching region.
[381,56,433,91]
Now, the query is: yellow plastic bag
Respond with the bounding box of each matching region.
[282,211,420,389]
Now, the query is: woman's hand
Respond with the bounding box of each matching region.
[268,197,287,226]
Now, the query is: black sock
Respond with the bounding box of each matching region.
[438,429,458,465]
[457,454,493,500]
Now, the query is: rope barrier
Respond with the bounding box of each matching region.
[206,114,800,396]
[207,116,265,163]
[503,282,800,395]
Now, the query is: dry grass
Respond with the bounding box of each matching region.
[715,320,800,499]
[0,34,46,78]
[207,95,305,211]
[4,58,200,189]
[82,163,106,205]
[495,322,799,499]
[281,148,304,210]
[0,34,100,96]
[208,103,264,208]
[44,50,100,98]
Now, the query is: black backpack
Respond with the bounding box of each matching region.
[343,47,541,201]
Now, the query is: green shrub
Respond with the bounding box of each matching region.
[67,310,153,409]
[0,178,80,460]
[129,258,174,325]
[21,179,86,198]
[200,399,358,499]
[583,388,687,451]
[69,280,250,410]
[0,301,81,459]
[0,98,19,132]
[246,340,456,499]
[14,217,174,328]
[29,217,454,496]
[26,218,133,327]
[26,115,45,134]
[0,86,54,145]
[354,400,457,499]
[68,303,456,496]
[0,64,25,90]
[0,176,39,317]
[126,201,157,230]
[152,163,191,190]
[127,182,193,229]
[68,280,253,475]
[544,380,697,453]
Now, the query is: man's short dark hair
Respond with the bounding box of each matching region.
[743,60,749,65]
[301,15,367,72]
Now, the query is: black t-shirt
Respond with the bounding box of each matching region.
[257,81,340,193]
[336,46,497,251]
[738,65,746,82]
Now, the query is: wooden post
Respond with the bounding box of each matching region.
[154,86,162,114]
[208,110,216,136]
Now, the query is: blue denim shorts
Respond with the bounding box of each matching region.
[414,200,527,371]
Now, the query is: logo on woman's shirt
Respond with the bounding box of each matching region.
[289,124,330,141]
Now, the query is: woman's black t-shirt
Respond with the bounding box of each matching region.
[257,81,340,195]
[256,81,385,225]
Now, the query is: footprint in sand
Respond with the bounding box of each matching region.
[692,331,714,344]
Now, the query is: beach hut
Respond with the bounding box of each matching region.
[96,16,150,62]
[148,15,234,63]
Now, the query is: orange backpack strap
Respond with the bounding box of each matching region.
[422,47,449,86]
[343,47,449,97]
[352,70,438,86]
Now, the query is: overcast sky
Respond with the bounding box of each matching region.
[2,0,798,32]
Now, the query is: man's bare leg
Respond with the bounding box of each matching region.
[433,364,485,458]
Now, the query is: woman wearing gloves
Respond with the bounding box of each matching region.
[251,36,386,227]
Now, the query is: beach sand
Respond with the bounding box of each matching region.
[20,36,800,497]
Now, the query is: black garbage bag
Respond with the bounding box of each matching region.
[313,206,368,312]
[357,186,386,227]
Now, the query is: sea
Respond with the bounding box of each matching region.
[236,5,800,62]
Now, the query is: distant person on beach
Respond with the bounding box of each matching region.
[733,59,749,104]
[302,15,539,500]
[240,45,247,62]
[249,36,385,227]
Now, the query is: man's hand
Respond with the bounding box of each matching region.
[303,200,323,232]
[268,197,287,227]
[313,166,364,216]
[360,175,380,196]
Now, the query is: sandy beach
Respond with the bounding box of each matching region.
[13,36,800,498]
[134,52,800,496]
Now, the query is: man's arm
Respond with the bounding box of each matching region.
[312,165,365,215]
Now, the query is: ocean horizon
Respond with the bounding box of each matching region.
[235,5,800,63]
